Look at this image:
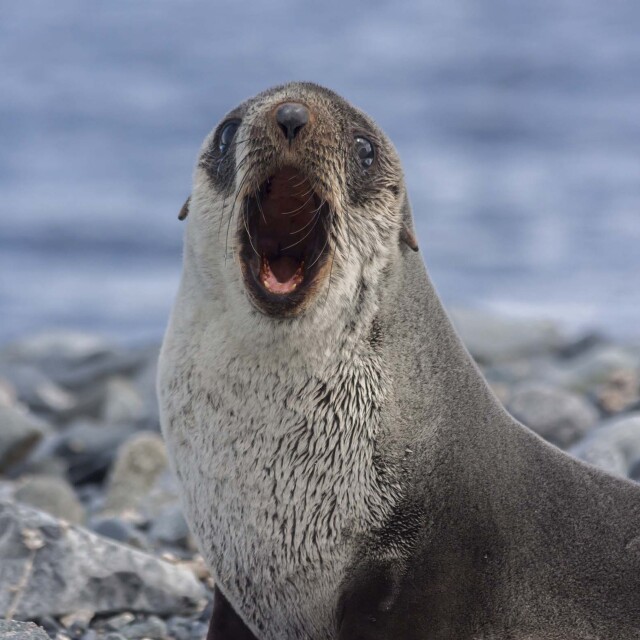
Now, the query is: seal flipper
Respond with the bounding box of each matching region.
[207,586,259,640]
[178,196,190,221]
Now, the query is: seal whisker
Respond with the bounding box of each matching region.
[288,202,325,235]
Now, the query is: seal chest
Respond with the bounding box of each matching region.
[161,329,392,638]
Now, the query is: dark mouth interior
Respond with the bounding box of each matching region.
[243,167,329,296]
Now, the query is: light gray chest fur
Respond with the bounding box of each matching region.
[159,339,396,640]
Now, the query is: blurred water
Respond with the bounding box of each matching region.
[1,0,639,343]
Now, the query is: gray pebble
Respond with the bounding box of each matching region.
[14,474,85,524]
[508,382,599,448]
[120,616,167,639]
[149,505,192,549]
[570,412,640,478]
[50,420,135,485]
[0,501,206,619]
[0,620,49,639]
[450,309,566,364]
[103,433,168,514]
[0,405,50,473]
[89,516,148,549]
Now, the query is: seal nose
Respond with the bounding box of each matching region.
[275,103,309,142]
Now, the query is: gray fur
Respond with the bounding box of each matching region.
[159,83,640,639]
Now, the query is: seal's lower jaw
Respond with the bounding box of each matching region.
[239,167,332,318]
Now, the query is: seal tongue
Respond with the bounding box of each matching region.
[261,255,304,294]
[270,255,301,282]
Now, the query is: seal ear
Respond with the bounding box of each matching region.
[178,197,190,221]
[400,191,419,252]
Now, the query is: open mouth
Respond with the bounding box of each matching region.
[239,166,331,315]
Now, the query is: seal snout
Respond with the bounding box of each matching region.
[275,102,310,142]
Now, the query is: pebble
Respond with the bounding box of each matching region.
[570,413,640,478]
[120,616,167,639]
[449,308,567,364]
[103,433,168,515]
[0,405,50,473]
[0,501,206,619]
[51,420,136,485]
[101,377,146,425]
[89,516,148,549]
[508,382,599,448]
[149,505,192,549]
[0,620,49,639]
[14,474,86,524]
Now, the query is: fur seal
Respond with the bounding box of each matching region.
[158,82,640,639]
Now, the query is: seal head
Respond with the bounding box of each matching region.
[182,83,414,322]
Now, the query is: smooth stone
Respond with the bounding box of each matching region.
[551,344,640,393]
[166,616,207,640]
[449,308,566,364]
[0,501,206,619]
[149,505,192,549]
[102,377,146,425]
[14,474,85,524]
[2,332,109,363]
[0,405,50,473]
[131,351,161,431]
[89,516,148,549]
[103,433,168,514]
[570,413,640,478]
[0,620,49,639]
[0,377,17,408]
[50,420,136,485]
[120,616,168,639]
[508,382,599,448]
[0,364,76,415]
[139,469,182,521]
[103,613,136,631]
[595,368,640,414]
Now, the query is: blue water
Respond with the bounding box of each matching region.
[1,0,640,343]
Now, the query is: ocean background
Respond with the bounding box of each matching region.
[1,0,639,344]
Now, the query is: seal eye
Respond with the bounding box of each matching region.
[219,121,240,154]
[354,136,375,168]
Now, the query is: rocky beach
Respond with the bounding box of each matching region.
[1,310,640,639]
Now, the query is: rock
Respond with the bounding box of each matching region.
[50,420,136,485]
[595,368,640,414]
[508,382,599,448]
[103,613,136,631]
[2,331,109,364]
[570,413,640,478]
[102,377,146,425]
[0,364,76,416]
[103,433,168,514]
[60,608,95,632]
[552,344,639,393]
[120,616,168,639]
[166,616,208,640]
[140,469,182,520]
[14,475,85,524]
[149,505,193,549]
[449,308,566,364]
[131,350,161,431]
[0,405,50,473]
[0,501,206,619]
[0,377,17,408]
[89,516,148,549]
[0,620,49,639]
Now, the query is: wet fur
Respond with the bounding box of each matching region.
[159,83,640,639]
